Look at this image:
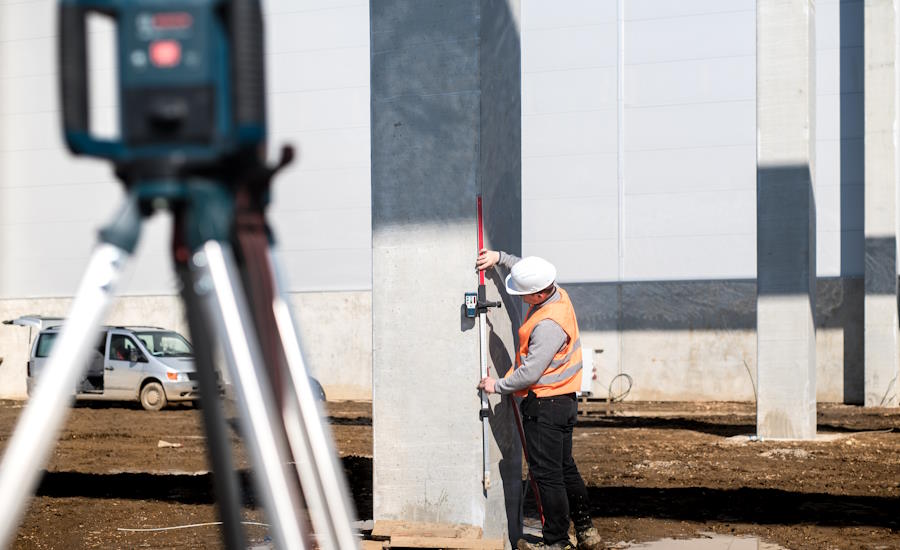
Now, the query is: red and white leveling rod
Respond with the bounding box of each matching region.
[476,196,493,490]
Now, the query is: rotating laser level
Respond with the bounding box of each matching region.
[60,0,265,174]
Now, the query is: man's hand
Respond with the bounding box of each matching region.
[476,248,500,272]
[478,376,497,394]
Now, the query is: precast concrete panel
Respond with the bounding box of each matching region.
[622,4,757,281]
[0,7,124,299]
[625,9,756,65]
[0,36,55,81]
[625,57,756,107]
[523,67,617,116]
[0,0,373,297]
[266,48,369,95]
[288,290,372,400]
[625,191,756,240]
[522,154,618,200]
[625,235,757,282]
[521,0,618,284]
[624,99,756,147]
[523,25,618,74]
[626,146,756,195]
[522,111,618,159]
[266,3,368,53]
[0,0,376,402]
[268,88,370,135]
[521,0,616,28]
[523,197,617,247]
[263,0,372,291]
[626,0,755,20]
[526,240,620,283]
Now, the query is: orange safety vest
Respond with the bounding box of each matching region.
[504,287,583,397]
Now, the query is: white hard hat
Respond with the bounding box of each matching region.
[505,256,557,295]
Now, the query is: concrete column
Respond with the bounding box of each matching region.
[756,0,817,439]
[370,0,522,544]
[863,0,900,407]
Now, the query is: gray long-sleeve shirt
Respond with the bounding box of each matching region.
[493,252,568,395]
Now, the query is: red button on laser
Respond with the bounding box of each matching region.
[149,40,182,68]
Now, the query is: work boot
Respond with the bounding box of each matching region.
[516,539,575,550]
[575,527,603,550]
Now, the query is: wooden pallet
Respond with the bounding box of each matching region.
[364,520,504,550]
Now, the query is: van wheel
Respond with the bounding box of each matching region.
[140,382,167,411]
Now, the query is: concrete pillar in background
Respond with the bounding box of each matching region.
[370,0,522,543]
[863,0,900,407]
[756,0,817,439]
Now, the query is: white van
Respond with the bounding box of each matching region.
[6,316,200,411]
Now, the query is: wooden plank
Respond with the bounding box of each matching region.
[371,520,406,539]
[362,541,386,550]
[371,521,482,540]
[390,536,504,549]
[393,524,482,539]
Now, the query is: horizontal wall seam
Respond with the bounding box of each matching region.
[626,53,755,68]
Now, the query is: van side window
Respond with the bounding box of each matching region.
[109,335,146,362]
[35,333,58,358]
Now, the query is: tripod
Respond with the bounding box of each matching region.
[0,149,358,549]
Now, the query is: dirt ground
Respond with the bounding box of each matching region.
[0,399,897,549]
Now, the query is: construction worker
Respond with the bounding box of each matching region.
[476,249,602,550]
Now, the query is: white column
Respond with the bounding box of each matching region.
[863,0,900,407]
[756,0,817,439]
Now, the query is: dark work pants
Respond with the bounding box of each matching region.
[522,392,592,546]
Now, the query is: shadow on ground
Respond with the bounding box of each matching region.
[522,484,900,531]
[576,414,899,438]
[36,457,900,531]
[35,455,375,519]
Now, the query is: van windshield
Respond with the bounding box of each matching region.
[135,331,193,358]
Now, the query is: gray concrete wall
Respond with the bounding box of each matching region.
[3,281,866,405]
[0,296,190,398]
[0,292,372,401]
[370,0,521,543]
[288,291,372,401]
[570,277,863,404]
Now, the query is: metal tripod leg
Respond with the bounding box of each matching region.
[175,257,247,550]
[190,240,308,550]
[266,246,358,550]
[0,198,141,548]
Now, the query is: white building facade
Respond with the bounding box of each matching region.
[0,0,884,403]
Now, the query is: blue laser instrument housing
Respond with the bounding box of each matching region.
[59,0,266,168]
